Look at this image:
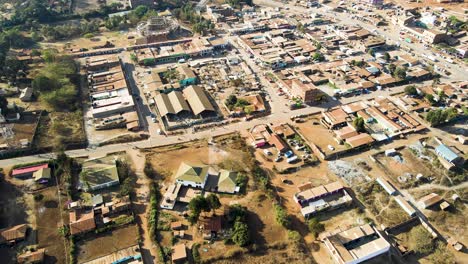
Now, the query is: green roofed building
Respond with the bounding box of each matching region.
[80,156,120,191]
[217,170,239,194]
[175,162,209,189]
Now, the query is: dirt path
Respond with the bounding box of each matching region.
[412,182,468,192]
[127,149,156,264]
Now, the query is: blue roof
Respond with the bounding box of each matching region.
[435,144,458,162]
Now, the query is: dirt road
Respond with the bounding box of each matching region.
[127,149,157,264]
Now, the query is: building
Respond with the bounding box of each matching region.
[320,224,391,264]
[422,29,447,44]
[435,144,464,168]
[171,244,187,263]
[80,156,120,191]
[249,124,271,147]
[183,85,216,117]
[294,181,352,218]
[69,210,96,235]
[376,178,397,196]
[33,167,51,184]
[174,162,209,188]
[19,87,33,102]
[217,170,240,193]
[365,0,384,6]
[17,248,46,264]
[394,196,416,217]
[345,133,375,148]
[0,224,28,245]
[418,193,444,209]
[12,163,49,179]
[322,108,349,129]
[269,134,289,152]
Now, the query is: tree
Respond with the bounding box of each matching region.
[368,48,375,57]
[225,94,238,109]
[163,68,179,83]
[383,52,391,62]
[206,193,221,213]
[134,5,149,18]
[393,67,407,80]
[231,221,250,246]
[388,63,396,74]
[307,218,324,239]
[235,173,248,191]
[0,96,8,115]
[188,196,210,223]
[353,117,365,132]
[297,22,305,33]
[228,204,247,224]
[425,94,436,105]
[130,53,138,63]
[404,85,418,96]
[408,225,434,255]
[312,52,325,62]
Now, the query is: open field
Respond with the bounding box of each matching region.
[34,111,86,149]
[76,225,139,263]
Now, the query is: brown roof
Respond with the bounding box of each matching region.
[183,85,215,115]
[171,221,183,230]
[202,216,222,232]
[419,193,443,208]
[69,211,96,235]
[172,244,187,262]
[0,224,28,244]
[17,248,46,263]
[269,134,289,152]
[345,133,374,148]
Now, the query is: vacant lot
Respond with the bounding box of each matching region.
[0,111,40,149]
[35,111,86,149]
[76,225,139,263]
[34,187,69,264]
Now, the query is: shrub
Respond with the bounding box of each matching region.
[409,225,434,255]
[307,218,324,239]
[273,203,291,228]
[231,220,250,247]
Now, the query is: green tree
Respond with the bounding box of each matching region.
[404,85,418,96]
[297,22,305,33]
[312,52,325,62]
[206,193,221,213]
[134,5,149,18]
[273,203,291,228]
[353,117,365,132]
[425,93,436,105]
[231,221,250,246]
[368,48,375,57]
[388,63,396,74]
[225,94,238,110]
[393,67,407,80]
[188,196,210,223]
[228,204,247,223]
[307,218,324,239]
[163,68,179,83]
[408,226,434,255]
[383,52,391,61]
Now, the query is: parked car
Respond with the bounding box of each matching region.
[263,149,272,156]
[274,156,283,162]
[327,145,335,151]
[285,150,294,158]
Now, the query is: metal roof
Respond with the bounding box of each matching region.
[435,144,458,163]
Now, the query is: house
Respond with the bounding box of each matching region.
[81,244,143,264]
[12,164,49,179]
[176,65,198,87]
[269,134,289,153]
[334,126,359,141]
[395,196,416,217]
[171,244,187,264]
[171,221,183,231]
[19,87,33,102]
[33,168,51,184]
[418,193,443,209]
[217,170,240,193]
[249,124,271,147]
[345,133,375,148]
[0,224,28,245]
[174,162,209,189]
[80,156,120,191]
[434,144,464,168]
[320,224,391,264]
[69,210,96,235]
[17,248,46,264]
[322,108,349,129]
[201,216,222,239]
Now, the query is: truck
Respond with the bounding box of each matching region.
[287,156,298,163]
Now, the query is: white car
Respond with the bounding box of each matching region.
[151,117,157,123]
[263,149,273,156]
[327,145,335,151]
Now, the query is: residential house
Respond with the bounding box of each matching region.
[80,156,121,191]
[174,162,209,189]
[269,134,289,153]
[19,87,33,102]
[434,144,464,169]
[12,164,49,179]
[33,168,51,184]
[17,248,46,264]
[171,244,187,264]
[69,210,96,235]
[217,170,240,194]
[0,224,28,245]
[418,193,444,209]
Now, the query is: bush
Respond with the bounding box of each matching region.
[273,203,291,228]
[404,85,418,96]
[192,243,201,264]
[231,220,250,246]
[83,33,94,38]
[288,230,301,242]
[409,225,434,255]
[307,218,324,239]
[33,193,44,201]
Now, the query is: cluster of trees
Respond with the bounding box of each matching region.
[426,107,458,126]
[225,95,251,112]
[388,63,407,80]
[188,194,221,224]
[148,182,161,242]
[116,159,135,196]
[173,4,214,35]
[408,225,434,255]
[31,50,79,111]
[447,15,467,34]
[227,204,250,247]
[350,59,366,67]
[40,21,100,41]
[0,28,34,79]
